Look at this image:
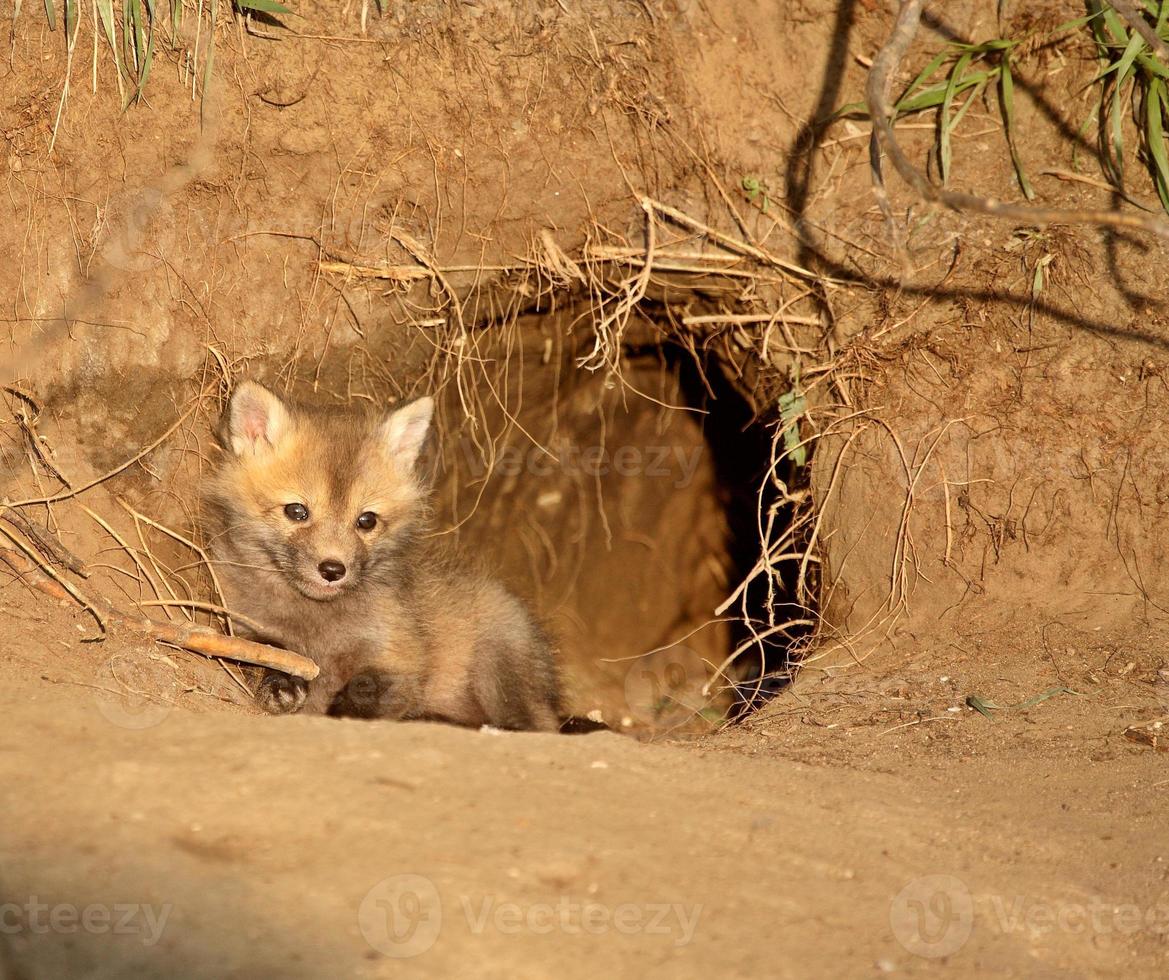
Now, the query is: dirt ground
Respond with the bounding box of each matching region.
[1,582,1166,977]
[3,0,1169,976]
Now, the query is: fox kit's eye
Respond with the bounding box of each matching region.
[356,511,378,531]
[284,503,310,522]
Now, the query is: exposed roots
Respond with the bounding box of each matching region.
[2,194,874,721]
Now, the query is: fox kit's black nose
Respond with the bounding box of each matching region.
[318,559,347,583]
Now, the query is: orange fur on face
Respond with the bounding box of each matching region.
[203,382,560,731]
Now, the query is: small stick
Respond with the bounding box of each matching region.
[134,599,269,635]
[0,512,88,577]
[79,503,168,610]
[15,412,73,488]
[645,197,840,283]
[115,498,234,634]
[0,525,107,631]
[878,716,959,737]
[318,260,432,282]
[682,313,823,327]
[124,505,186,621]
[0,547,320,680]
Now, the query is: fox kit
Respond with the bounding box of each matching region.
[203,381,561,731]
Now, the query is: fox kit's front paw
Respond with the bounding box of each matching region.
[256,671,309,714]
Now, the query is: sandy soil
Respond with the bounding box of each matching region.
[0,592,1166,977]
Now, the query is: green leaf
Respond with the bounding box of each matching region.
[1109,75,1128,179]
[1136,50,1169,79]
[1000,53,1035,199]
[200,0,218,125]
[948,77,987,134]
[1146,77,1169,212]
[95,0,116,47]
[137,28,155,100]
[1101,5,1133,46]
[896,71,994,115]
[966,686,1081,719]
[939,50,975,185]
[966,695,997,719]
[43,0,56,31]
[94,0,125,100]
[1012,687,1082,708]
[125,0,155,104]
[778,389,807,468]
[1032,252,1053,299]
[896,47,953,115]
[235,0,292,13]
[1115,23,1146,82]
[128,0,143,72]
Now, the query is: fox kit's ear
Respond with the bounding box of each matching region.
[381,396,434,470]
[224,381,292,456]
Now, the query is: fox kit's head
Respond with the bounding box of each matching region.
[206,381,434,602]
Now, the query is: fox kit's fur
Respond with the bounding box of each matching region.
[203,381,560,731]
